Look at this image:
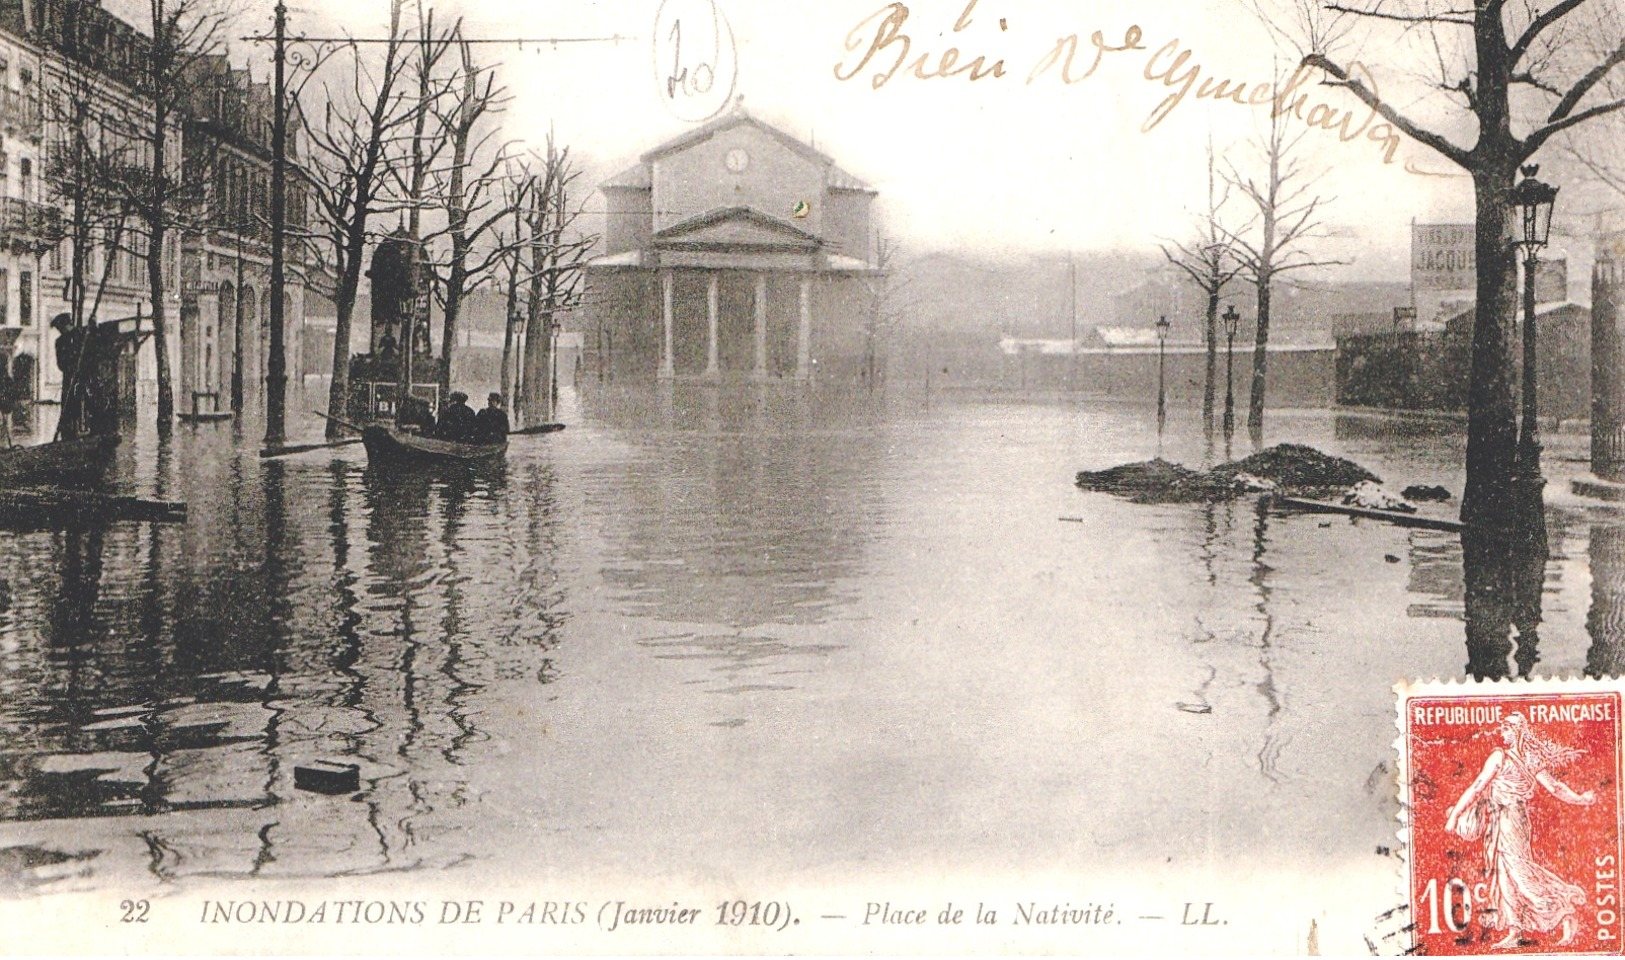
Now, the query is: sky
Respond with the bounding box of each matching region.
[183,0,1623,281]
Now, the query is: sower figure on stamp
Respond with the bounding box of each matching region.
[1445,712,1594,948]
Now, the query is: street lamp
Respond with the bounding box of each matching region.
[1156,314,1171,438]
[1512,164,1558,479]
[1221,304,1240,442]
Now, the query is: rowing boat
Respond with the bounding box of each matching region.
[0,434,120,488]
[360,425,506,467]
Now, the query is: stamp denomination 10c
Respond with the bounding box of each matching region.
[1400,681,1623,955]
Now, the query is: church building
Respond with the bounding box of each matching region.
[585,105,880,383]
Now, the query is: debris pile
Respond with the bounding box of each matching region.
[1211,444,1379,493]
[1072,458,1227,503]
[1077,444,1384,503]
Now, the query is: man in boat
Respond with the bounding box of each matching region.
[474,392,509,444]
[397,395,434,433]
[435,391,477,442]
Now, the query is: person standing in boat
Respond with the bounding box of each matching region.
[474,392,509,443]
[436,391,476,442]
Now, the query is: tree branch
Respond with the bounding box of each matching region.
[1303,52,1471,167]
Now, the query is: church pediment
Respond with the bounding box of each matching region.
[653,207,821,251]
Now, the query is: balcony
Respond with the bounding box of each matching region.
[0,88,41,139]
[0,198,64,253]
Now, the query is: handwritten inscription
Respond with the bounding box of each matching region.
[653,0,738,122]
[834,2,1403,167]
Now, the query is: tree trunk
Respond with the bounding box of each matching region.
[1247,274,1271,449]
[500,263,517,405]
[1461,164,1522,527]
[1202,289,1218,433]
[149,226,173,436]
[325,251,363,438]
[521,307,550,426]
[441,257,465,393]
[149,75,172,437]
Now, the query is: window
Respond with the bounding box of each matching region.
[48,240,61,273]
[20,66,31,88]
[19,157,30,202]
[0,268,9,326]
[20,270,32,327]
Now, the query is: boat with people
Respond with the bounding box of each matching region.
[360,424,507,468]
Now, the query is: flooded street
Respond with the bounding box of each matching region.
[0,383,1618,949]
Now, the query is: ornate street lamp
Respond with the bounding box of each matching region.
[1221,304,1240,442]
[1512,164,1558,479]
[1156,314,1171,438]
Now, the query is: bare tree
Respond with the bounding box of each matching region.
[862,234,910,392]
[1298,0,1625,525]
[130,0,233,435]
[495,158,531,405]
[1222,105,1339,448]
[42,58,130,337]
[1161,136,1243,434]
[427,38,526,394]
[398,0,455,239]
[300,0,418,438]
[518,134,594,427]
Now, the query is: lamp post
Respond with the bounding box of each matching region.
[264,0,287,446]
[1511,164,1558,481]
[1221,304,1239,442]
[1155,314,1171,439]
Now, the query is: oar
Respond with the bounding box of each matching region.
[511,422,566,436]
[312,409,369,434]
[259,437,365,459]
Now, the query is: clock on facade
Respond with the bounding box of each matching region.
[724,148,749,173]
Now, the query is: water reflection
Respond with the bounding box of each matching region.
[10,390,1625,892]
[0,426,565,880]
[1461,483,1548,680]
[581,384,891,629]
[1588,523,1625,678]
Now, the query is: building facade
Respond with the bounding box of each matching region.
[0,0,309,419]
[177,52,310,419]
[585,105,880,383]
[0,13,52,406]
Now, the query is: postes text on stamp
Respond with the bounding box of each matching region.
[1401,683,1623,955]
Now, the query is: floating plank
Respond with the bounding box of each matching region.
[1274,496,1464,533]
[0,486,186,526]
[511,422,566,436]
[178,411,233,424]
[259,437,365,459]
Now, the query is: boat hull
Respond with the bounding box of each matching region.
[361,426,506,467]
[0,435,120,488]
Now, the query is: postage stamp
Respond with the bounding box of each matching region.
[1399,681,1625,955]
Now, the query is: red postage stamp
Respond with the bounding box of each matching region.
[1400,681,1624,955]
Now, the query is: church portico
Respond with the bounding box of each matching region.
[587,105,879,384]
[656,262,817,382]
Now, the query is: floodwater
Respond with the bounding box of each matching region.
[0,382,1618,948]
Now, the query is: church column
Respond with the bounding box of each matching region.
[795,275,812,381]
[753,273,768,379]
[705,272,720,379]
[659,269,674,380]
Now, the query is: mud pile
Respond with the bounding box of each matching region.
[1076,444,1383,503]
[1212,444,1380,493]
